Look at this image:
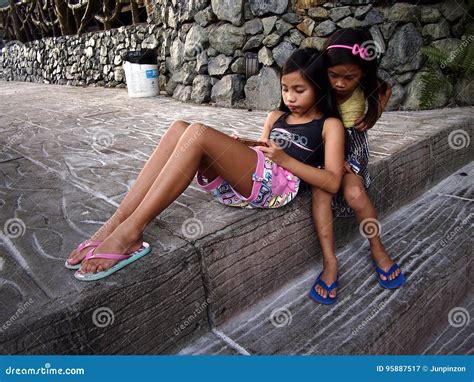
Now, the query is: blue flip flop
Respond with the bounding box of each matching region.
[74,242,151,282]
[373,261,405,289]
[309,271,338,305]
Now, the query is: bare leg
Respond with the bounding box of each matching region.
[80,123,258,274]
[67,120,195,265]
[311,187,338,298]
[342,174,401,281]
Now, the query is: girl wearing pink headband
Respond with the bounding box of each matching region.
[308,28,404,305]
[326,43,371,59]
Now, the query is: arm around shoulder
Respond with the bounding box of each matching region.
[379,81,392,112]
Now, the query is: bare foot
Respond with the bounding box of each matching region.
[78,224,143,275]
[66,215,122,266]
[372,251,401,281]
[314,258,338,299]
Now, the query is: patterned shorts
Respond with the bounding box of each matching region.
[196,147,300,209]
[332,128,372,217]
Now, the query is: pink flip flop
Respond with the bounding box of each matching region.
[64,240,102,270]
[74,242,151,281]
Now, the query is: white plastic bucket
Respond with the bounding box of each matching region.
[123,61,159,98]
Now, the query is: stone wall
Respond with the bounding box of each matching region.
[0,24,157,89]
[0,0,472,111]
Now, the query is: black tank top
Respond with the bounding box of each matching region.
[268,112,325,168]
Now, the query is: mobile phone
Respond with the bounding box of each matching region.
[348,158,361,174]
[238,138,268,147]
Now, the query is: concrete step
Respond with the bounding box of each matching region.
[0,82,472,354]
[178,162,473,355]
[417,296,473,355]
[180,108,474,332]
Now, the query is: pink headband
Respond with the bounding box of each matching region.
[326,44,369,59]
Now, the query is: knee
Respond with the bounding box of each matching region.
[312,187,333,206]
[166,119,189,137]
[343,184,367,209]
[171,120,189,129]
[180,122,210,143]
[188,122,208,133]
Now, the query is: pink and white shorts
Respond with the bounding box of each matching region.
[196,147,300,209]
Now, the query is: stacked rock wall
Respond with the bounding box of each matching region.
[0,25,158,88]
[0,0,471,110]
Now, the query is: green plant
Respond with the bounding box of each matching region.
[420,34,474,109]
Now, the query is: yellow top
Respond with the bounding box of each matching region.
[339,87,366,128]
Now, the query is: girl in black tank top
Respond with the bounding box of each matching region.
[269,112,326,168]
[68,49,347,299]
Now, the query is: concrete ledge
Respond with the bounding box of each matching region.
[0,152,210,354]
[0,159,209,354]
[189,109,474,327]
[179,162,473,355]
[0,82,472,354]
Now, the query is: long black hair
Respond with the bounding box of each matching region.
[279,48,341,120]
[279,48,350,156]
[323,28,389,128]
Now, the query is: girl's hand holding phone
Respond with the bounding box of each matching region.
[235,137,269,147]
[256,138,290,166]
